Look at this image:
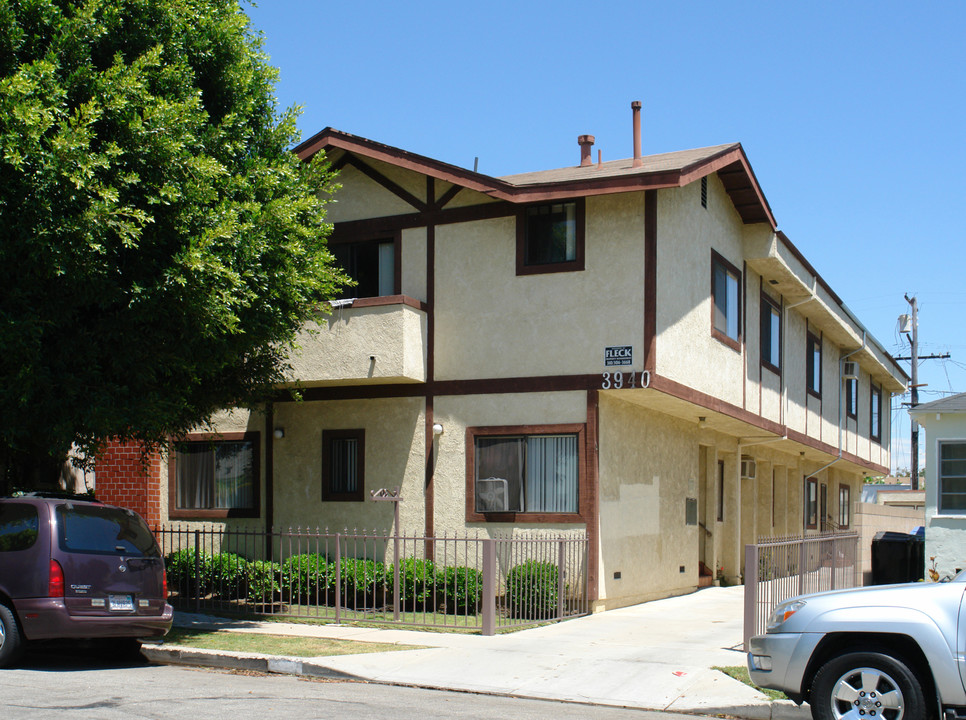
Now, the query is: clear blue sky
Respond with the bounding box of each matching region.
[245,0,965,474]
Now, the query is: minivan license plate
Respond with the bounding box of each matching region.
[109,594,134,612]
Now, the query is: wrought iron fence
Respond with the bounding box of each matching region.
[743,531,859,649]
[154,525,589,635]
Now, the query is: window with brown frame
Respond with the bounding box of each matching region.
[711,251,741,349]
[516,200,585,275]
[838,484,851,528]
[846,378,858,419]
[466,424,585,522]
[805,477,818,529]
[760,294,781,373]
[322,429,365,502]
[330,237,397,298]
[870,383,882,443]
[806,333,822,398]
[169,432,260,519]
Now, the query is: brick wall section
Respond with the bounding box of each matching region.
[96,440,163,527]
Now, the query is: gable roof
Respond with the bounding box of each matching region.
[910,391,966,415]
[294,128,776,227]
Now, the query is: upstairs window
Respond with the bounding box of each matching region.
[711,252,741,349]
[760,295,781,372]
[806,333,822,398]
[171,433,259,518]
[331,238,396,298]
[517,200,585,275]
[846,378,858,419]
[939,442,966,513]
[870,383,882,443]
[322,429,365,502]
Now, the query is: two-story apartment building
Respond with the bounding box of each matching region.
[97,104,907,609]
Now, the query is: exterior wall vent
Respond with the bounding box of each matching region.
[740,456,757,480]
[701,176,708,208]
[843,361,859,380]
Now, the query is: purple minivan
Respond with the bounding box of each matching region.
[0,493,173,667]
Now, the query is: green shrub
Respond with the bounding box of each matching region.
[282,553,332,602]
[387,558,437,609]
[209,552,249,599]
[336,557,386,608]
[438,566,483,614]
[506,561,558,619]
[164,548,214,598]
[246,560,282,599]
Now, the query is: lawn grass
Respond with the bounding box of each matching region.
[162,627,424,658]
[713,665,788,701]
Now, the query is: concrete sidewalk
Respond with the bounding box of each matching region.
[143,585,810,719]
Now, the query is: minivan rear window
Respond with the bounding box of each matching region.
[56,504,159,557]
[0,504,39,552]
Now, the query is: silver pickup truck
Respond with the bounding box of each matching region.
[747,575,966,720]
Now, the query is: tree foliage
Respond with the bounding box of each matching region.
[0,0,346,489]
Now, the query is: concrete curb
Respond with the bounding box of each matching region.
[142,645,362,682]
[143,644,811,720]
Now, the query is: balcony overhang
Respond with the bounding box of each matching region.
[283,296,427,387]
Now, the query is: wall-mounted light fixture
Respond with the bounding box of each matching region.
[697,416,707,429]
[432,423,444,436]
[274,428,285,439]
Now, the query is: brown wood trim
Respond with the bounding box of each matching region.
[649,373,785,436]
[168,431,261,520]
[434,183,463,210]
[265,404,274,534]
[586,390,600,602]
[464,423,589,524]
[328,201,516,241]
[515,198,585,276]
[321,429,366,502]
[784,428,888,475]
[425,398,435,539]
[644,190,657,373]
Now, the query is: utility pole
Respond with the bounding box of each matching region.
[904,294,920,491]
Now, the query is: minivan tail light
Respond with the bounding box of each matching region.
[162,568,168,598]
[49,559,65,597]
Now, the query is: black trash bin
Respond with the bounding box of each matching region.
[871,531,924,585]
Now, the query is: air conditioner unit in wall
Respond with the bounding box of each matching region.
[843,361,859,380]
[740,456,757,480]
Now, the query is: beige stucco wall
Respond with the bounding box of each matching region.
[431,390,588,536]
[287,304,427,386]
[916,412,966,580]
[271,397,426,535]
[327,161,418,223]
[433,193,647,381]
[597,394,701,606]
[656,176,745,405]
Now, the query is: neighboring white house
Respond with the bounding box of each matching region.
[910,392,966,579]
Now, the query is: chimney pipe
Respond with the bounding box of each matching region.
[631,101,642,168]
[578,135,595,167]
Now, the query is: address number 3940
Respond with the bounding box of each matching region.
[601,371,650,390]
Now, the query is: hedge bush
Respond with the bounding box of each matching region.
[506,560,558,619]
[282,553,332,602]
[438,566,482,614]
[337,557,386,608]
[164,548,214,597]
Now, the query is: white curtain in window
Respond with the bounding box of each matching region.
[177,446,213,509]
[526,435,578,513]
[214,443,253,509]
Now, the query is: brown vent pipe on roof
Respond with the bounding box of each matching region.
[632,101,643,167]
[578,135,595,167]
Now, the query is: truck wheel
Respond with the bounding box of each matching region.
[810,651,925,720]
[0,603,24,669]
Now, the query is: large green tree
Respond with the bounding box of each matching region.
[0,0,346,491]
